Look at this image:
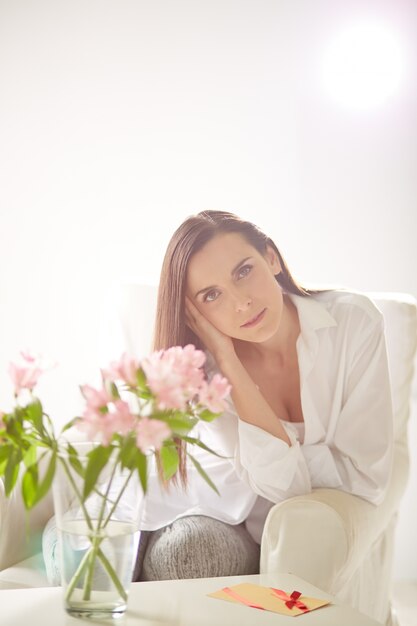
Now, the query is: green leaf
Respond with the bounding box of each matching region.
[83,445,114,500]
[5,414,24,440]
[181,436,230,459]
[66,443,84,478]
[136,367,148,391]
[187,453,220,495]
[197,409,220,422]
[119,437,138,470]
[136,451,147,493]
[0,444,12,468]
[22,465,38,509]
[61,417,81,433]
[0,443,14,476]
[159,445,179,481]
[159,415,198,436]
[42,412,55,438]
[4,449,21,496]
[109,382,121,400]
[66,442,80,458]
[23,445,37,469]
[25,399,45,434]
[35,451,56,504]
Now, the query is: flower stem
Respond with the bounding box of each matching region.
[58,456,93,532]
[60,453,132,606]
[95,452,119,530]
[64,547,91,602]
[64,542,127,604]
[103,468,134,527]
[82,533,103,601]
[97,548,127,601]
[59,454,95,603]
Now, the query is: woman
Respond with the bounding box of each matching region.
[137,209,393,581]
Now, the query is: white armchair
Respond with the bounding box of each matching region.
[0,285,416,626]
[260,293,417,625]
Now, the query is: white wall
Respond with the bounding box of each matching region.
[0,0,416,578]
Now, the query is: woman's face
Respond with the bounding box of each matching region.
[186,232,284,343]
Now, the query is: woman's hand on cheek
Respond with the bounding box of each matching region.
[185,297,235,362]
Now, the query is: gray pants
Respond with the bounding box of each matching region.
[135,516,260,581]
[43,515,260,585]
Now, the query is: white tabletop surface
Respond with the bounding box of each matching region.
[0,573,381,626]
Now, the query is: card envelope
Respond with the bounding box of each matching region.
[208,583,330,616]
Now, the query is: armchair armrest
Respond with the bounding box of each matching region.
[0,427,88,572]
[0,476,54,572]
[260,444,409,595]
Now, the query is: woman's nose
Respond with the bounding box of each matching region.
[233,292,252,312]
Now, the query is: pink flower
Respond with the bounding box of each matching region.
[108,400,136,436]
[77,409,114,445]
[142,345,206,410]
[19,350,55,368]
[198,374,231,413]
[80,384,113,411]
[135,417,171,454]
[8,350,55,395]
[78,385,112,444]
[102,353,139,386]
[9,363,41,394]
[77,400,136,446]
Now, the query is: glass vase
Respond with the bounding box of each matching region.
[52,444,144,619]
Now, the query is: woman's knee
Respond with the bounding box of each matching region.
[140,516,260,581]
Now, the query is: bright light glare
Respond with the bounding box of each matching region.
[321,22,406,110]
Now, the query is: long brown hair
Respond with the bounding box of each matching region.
[154,210,311,352]
[152,210,312,487]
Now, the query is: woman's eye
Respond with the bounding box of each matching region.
[237,264,252,279]
[203,289,220,303]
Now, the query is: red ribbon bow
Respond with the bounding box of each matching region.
[270,588,309,612]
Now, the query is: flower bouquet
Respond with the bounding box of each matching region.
[0,346,230,618]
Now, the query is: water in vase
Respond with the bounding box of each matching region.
[58,519,140,617]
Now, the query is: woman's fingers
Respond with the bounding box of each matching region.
[185,297,234,360]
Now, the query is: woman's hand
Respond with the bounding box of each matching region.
[185,297,236,364]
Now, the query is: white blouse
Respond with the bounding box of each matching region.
[139,290,394,543]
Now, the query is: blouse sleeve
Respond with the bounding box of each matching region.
[301,312,394,505]
[201,396,313,503]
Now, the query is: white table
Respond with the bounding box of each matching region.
[0,573,381,626]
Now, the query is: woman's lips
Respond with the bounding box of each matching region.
[241,308,267,328]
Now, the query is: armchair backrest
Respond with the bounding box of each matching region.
[368,293,417,446]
